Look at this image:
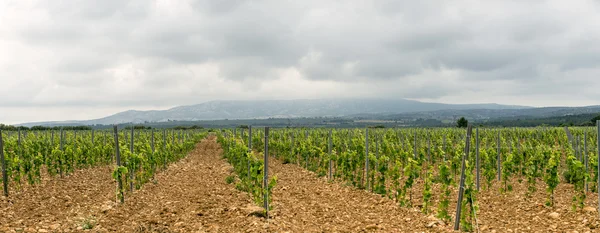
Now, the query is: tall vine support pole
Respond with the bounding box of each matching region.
[413,131,417,159]
[454,125,473,231]
[497,131,501,181]
[0,129,7,197]
[427,132,431,162]
[113,125,124,204]
[365,128,369,189]
[476,128,480,191]
[263,127,270,218]
[328,129,332,181]
[162,129,167,170]
[151,129,155,154]
[597,120,600,216]
[130,126,134,192]
[443,134,447,161]
[59,129,64,177]
[585,131,588,192]
[248,126,252,178]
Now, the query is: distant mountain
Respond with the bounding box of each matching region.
[373,105,600,121]
[17,99,529,127]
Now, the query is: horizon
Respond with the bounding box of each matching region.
[5,97,600,125]
[2,1,600,124]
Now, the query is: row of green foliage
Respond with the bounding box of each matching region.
[248,127,597,231]
[216,131,276,213]
[0,130,206,197]
[111,129,206,201]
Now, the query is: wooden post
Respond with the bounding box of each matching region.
[454,125,473,230]
[151,129,155,153]
[263,127,270,218]
[476,128,480,191]
[443,134,446,161]
[130,126,134,192]
[328,129,332,181]
[597,120,600,216]
[163,129,167,169]
[248,126,252,149]
[576,136,580,161]
[365,128,369,189]
[376,134,379,169]
[0,129,7,196]
[497,131,501,181]
[292,134,296,164]
[427,132,431,162]
[113,125,124,203]
[18,130,21,158]
[248,126,252,179]
[585,131,588,192]
[413,131,417,159]
[59,129,64,177]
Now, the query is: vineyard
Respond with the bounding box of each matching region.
[1,124,600,232]
[216,124,600,232]
[0,128,207,201]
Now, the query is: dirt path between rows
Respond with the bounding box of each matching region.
[96,136,260,232]
[267,159,434,232]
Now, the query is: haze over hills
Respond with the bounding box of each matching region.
[17,99,530,127]
[368,105,600,121]
[14,98,600,128]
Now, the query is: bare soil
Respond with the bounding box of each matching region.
[2,137,599,233]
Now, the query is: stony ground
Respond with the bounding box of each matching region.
[1,136,599,232]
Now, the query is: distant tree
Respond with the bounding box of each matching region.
[456,117,468,128]
[591,115,600,124]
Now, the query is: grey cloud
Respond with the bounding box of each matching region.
[1,0,600,123]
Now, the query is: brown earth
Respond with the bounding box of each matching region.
[0,165,115,232]
[268,159,434,232]
[2,136,599,233]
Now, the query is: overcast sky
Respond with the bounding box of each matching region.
[1,0,600,124]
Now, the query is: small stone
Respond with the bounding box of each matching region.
[49,224,60,230]
[549,212,560,219]
[426,222,437,228]
[37,229,48,233]
[426,215,439,221]
[101,205,113,213]
[242,205,266,218]
[584,206,597,213]
[365,224,379,230]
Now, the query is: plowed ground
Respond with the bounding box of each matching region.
[2,136,598,232]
